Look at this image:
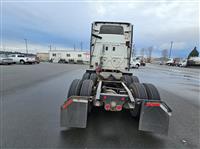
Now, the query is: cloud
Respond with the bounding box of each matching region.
[1,0,199,57]
[159,42,187,50]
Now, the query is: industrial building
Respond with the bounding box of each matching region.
[49,50,90,64]
[36,52,49,62]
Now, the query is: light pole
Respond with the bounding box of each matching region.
[169,41,173,58]
[80,41,83,51]
[24,39,28,54]
[73,44,76,51]
[49,45,52,51]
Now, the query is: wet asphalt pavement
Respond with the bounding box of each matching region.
[0,63,199,148]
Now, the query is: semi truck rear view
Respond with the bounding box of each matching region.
[60,21,172,134]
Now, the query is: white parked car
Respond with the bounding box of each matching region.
[130,58,140,69]
[0,54,13,65]
[166,58,174,66]
[8,54,36,64]
[179,60,187,67]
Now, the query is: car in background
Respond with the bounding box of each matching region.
[58,59,68,64]
[8,54,35,64]
[166,58,174,66]
[27,55,37,64]
[0,54,13,65]
[140,59,146,66]
[179,59,187,67]
[130,58,140,69]
[35,56,40,64]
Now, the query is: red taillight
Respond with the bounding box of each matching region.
[121,97,125,101]
[103,96,107,100]
[145,102,160,107]
[63,99,73,109]
[105,104,110,110]
[116,105,122,111]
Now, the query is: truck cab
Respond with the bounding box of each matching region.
[90,22,133,71]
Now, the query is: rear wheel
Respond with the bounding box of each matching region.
[82,72,90,81]
[129,83,148,117]
[80,80,94,96]
[90,73,97,85]
[143,83,160,100]
[80,80,94,113]
[122,75,132,86]
[20,60,25,64]
[135,64,139,69]
[67,79,82,98]
[131,76,140,83]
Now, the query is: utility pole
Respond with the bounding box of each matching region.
[169,41,173,58]
[24,39,28,54]
[49,45,52,51]
[80,41,83,51]
[73,44,76,51]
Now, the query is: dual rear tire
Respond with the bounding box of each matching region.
[129,83,160,117]
[82,72,97,85]
[67,78,94,113]
[122,75,140,87]
[68,79,94,97]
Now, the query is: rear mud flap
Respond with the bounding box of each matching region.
[139,100,172,135]
[60,98,88,128]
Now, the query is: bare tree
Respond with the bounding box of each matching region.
[161,49,168,64]
[140,48,145,58]
[146,46,153,63]
[162,49,168,59]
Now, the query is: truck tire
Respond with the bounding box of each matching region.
[20,60,25,64]
[135,64,139,69]
[67,79,82,98]
[80,80,94,113]
[82,72,90,81]
[129,83,148,117]
[131,76,140,83]
[143,83,160,100]
[90,73,97,85]
[122,75,132,86]
[80,80,94,96]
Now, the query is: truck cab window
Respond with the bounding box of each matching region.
[99,25,124,35]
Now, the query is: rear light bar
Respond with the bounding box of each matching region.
[116,105,122,111]
[121,97,125,101]
[105,104,111,110]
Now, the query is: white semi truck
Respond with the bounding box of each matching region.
[60,21,172,134]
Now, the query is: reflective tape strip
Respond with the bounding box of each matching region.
[73,99,88,103]
[63,99,73,109]
[160,104,172,116]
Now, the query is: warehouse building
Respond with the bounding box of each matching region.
[49,50,90,64]
[36,52,49,62]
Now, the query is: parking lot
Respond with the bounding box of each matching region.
[1,63,199,148]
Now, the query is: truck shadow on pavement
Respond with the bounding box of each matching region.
[59,108,165,148]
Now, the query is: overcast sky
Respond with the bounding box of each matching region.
[1,0,199,57]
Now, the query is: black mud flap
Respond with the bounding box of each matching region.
[60,97,88,128]
[139,100,172,135]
